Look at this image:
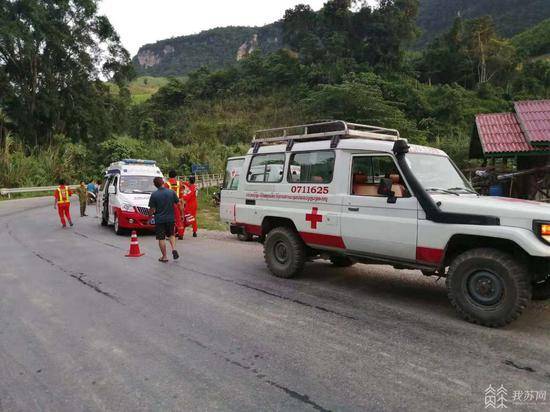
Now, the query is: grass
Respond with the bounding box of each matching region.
[196,186,227,231]
[107,76,188,104]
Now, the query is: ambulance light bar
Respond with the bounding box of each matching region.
[253,121,401,146]
[121,159,157,165]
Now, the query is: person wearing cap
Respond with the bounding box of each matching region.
[54,178,74,228]
[74,181,88,217]
[148,176,180,262]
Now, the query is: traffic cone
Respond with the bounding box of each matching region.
[126,230,144,257]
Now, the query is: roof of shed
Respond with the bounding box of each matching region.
[471,100,550,158]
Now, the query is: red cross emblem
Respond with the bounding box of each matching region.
[306,207,323,230]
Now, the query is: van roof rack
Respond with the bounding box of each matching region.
[252,121,401,149]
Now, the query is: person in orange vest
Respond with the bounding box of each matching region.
[54,178,74,228]
[183,175,198,237]
[164,170,185,239]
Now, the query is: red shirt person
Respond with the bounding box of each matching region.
[164,170,185,239]
[54,179,73,227]
[182,176,198,237]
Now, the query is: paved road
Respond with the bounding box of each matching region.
[1,197,550,412]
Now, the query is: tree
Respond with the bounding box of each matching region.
[418,16,518,88]
[0,0,133,146]
[282,0,419,70]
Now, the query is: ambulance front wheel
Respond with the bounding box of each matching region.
[114,215,128,236]
[264,226,306,278]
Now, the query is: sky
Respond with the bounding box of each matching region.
[98,0,375,57]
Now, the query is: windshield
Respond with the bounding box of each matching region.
[119,175,157,194]
[405,153,474,194]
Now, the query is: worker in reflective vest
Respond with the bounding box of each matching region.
[164,170,185,239]
[183,175,198,237]
[54,179,73,228]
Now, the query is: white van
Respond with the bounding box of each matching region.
[97,159,163,235]
[220,121,550,327]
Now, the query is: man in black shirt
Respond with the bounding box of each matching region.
[148,177,180,262]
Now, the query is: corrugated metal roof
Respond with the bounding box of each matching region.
[475,113,538,154]
[514,100,550,144]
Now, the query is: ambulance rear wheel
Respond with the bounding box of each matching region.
[238,233,254,242]
[264,226,306,278]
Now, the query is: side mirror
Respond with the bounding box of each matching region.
[108,186,116,195]
[378,178,397,204]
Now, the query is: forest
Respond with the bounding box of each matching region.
[1,0,550,189]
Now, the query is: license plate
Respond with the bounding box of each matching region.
[149,218,155,225]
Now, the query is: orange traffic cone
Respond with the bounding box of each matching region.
[126,230,144,257]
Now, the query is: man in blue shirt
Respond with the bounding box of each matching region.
[148,177,180,262]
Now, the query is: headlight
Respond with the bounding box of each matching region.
[121,203,134,212]
[533,221,550,245]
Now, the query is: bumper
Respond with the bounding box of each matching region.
[118,210,154,230]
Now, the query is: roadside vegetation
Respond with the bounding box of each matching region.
[1,0,550,192]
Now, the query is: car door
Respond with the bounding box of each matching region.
[108,175,119,224]
[340,154,418,261]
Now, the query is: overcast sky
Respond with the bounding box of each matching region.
[99,0,376,57]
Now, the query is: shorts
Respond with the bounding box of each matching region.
[155,221,174,240]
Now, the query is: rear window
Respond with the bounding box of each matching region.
[288,151,335,183]
[223,158,244,190]
[247,153,285,183]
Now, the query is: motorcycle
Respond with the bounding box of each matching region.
[87,191,97,204]
[211,186,221,207]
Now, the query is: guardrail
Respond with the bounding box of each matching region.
[0,174,224,199]
[0,185,79,199]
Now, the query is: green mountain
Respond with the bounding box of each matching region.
[133,24,282,77]
[512,18,550,58]
[133,0,550,76]
[416,0,550,47]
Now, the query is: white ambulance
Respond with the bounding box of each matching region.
[97,159,163,235]
[220,121,550,327]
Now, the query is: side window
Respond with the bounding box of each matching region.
[288,151,335,183]
[247,153,285,183]
[223,158,244,190]
[351,155,408,198]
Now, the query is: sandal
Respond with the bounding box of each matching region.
[158,257,169,263]
[172,250,179,260]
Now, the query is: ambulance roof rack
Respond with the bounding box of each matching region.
[252,121,401,152]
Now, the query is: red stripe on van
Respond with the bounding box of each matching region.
[416,247,444,264]
[243,224,262,236]
[299,232,346,249]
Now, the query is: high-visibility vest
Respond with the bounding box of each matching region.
[168,180,182,197]
[57,186,70,204]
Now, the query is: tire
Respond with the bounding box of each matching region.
[264,226,306,278]
[330,256,356,267]
[114,215,127,236]
[532,277,550,300]
[237,233,254,242]
[446,248,531,327]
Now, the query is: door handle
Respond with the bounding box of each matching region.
[348,207,359,212]
[246,199,256,205]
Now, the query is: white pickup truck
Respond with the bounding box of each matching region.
[220,121,550,327]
